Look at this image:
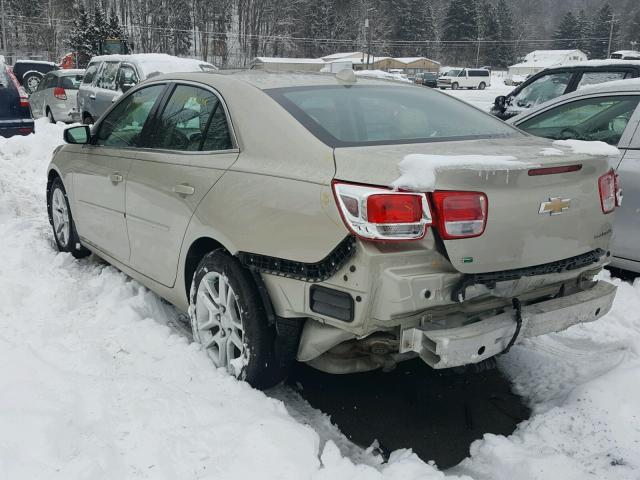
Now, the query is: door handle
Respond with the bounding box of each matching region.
[173,184,195,196]
[108,173,124,183]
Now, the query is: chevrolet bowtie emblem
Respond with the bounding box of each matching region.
[539,197,571,215]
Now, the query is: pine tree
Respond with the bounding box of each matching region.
[108,9,125,39]
[495,0,515,68]
[477,0,500,67]
[624,8,640,50]
[167,0,193,56]
[443,0,479,64]
[66,2,93,67]
[576,10,590,55]
[92,5,110,54]
[589,4,619,59]
[553,11,580,50]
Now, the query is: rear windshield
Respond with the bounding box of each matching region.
[59,74,83,90]
[267,85,519,147]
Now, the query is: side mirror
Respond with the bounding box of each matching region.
[64,125,91,144]
[494,95,506,110]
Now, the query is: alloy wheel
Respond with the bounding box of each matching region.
[195,271,247,375]
[51,187,70,247]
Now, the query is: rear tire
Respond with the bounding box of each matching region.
[47,177,91,258]
[451,82,459,90]
[82,113,94,125]
[189,250,288,389]
[478,82,486,90]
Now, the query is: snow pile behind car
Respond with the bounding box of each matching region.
[1,120,640,479]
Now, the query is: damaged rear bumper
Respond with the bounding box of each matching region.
[399,280,617,369]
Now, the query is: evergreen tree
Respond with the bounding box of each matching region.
[495,0,515,68]
[576,10,590,54]
[66,2,93,67]
[477,0,500,67]
[108,9,125,39]
[167,0,192,56]
[443,0,479,64]
[589,4,619,59]
[553,11,580,50]
[92,5,110,54]
[306,0,338,57]
[392,0,435,57]
[624,8,640,50]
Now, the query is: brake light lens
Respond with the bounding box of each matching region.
[598,170,619,214]
[332,181,432,241]
[53,87,67,100]
[6,67,29,108]
[431,191,488,239]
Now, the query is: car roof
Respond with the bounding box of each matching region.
[147,69,412,90]
[50,69,84,76]
[543,59,640,71]
[508,78,640,124]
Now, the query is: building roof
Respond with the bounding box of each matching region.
[393,57,441,65]
[509,49,587,70]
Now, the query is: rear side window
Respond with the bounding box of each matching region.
[518,95,640,146]
[59,74,82,90]
[469,70,489,77]
[82,64,98,84]
[151,85,231,151]
[577,71,628,90]
[268,85,518,147]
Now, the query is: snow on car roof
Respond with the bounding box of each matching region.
[89,53,216,77]
[52,69,85,76]
[14,59,57,66]
[559,59,640,68]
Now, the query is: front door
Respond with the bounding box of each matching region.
[126,83,238,287]
[73,83,167,262]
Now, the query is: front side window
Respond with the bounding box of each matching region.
[511,72,573,109]
[96,84,165,147]
[96,62,120,90]
[82,64,99,85]
[577,71,627,90]
[117,65,139,90]
[518,95,640,145]
[151,85,227,151]
[268,85,518,147]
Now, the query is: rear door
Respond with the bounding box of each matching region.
[72,83,167,262]
[125,82,238,287]
[612,105,640,264]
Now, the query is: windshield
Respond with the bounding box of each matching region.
[60,74,83,90]
[268,85,519,147]
[446,69,461,77]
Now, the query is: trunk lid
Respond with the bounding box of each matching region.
[333,137,615,274]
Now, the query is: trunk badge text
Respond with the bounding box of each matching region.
[539,197,571,216]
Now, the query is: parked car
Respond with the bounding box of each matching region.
[491,60,640,120]
[48,71,618,389]
[12,60,58,94]
[437,68,491,90]
[28,69,84,123]
[415,72,438,88]
[610,50,640,60]
[0,60,33,137]
[78,53,216,124]
[508,79,640,273]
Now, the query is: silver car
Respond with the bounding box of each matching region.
[28,69,84,123]
[509,78,640,273]
[48,71,618,389]
[77,53,216,124]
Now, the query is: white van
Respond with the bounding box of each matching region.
[437,68,491,90]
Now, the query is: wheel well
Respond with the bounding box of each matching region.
[183,237,227,301]
[47,170,60,196]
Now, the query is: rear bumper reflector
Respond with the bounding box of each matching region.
[528,164,582,176]
[310,285,354,322]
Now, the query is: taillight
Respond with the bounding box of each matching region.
[431,191,488,239]
[54,87,67,100]
[598,170,619,214]
[332,181,432,241]
[6,68,29,107]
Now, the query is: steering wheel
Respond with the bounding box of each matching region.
[559,127,583,140]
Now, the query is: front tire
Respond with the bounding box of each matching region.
[189,250,286,389]
[451,82,459,90]
[47,177,91,258]
[478,82,486,90]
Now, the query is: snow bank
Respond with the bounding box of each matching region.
[2,119,640,480]
[355,70,412,83]
[391,154,530,191]
[553,139,621,157]
[0,120,458,479]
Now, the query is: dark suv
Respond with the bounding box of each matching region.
[492,60,640,120]
[0,62,34,137]
[12,60,58,94]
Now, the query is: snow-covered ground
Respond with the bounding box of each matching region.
[443,76,513,111]
[1,85,640,479]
